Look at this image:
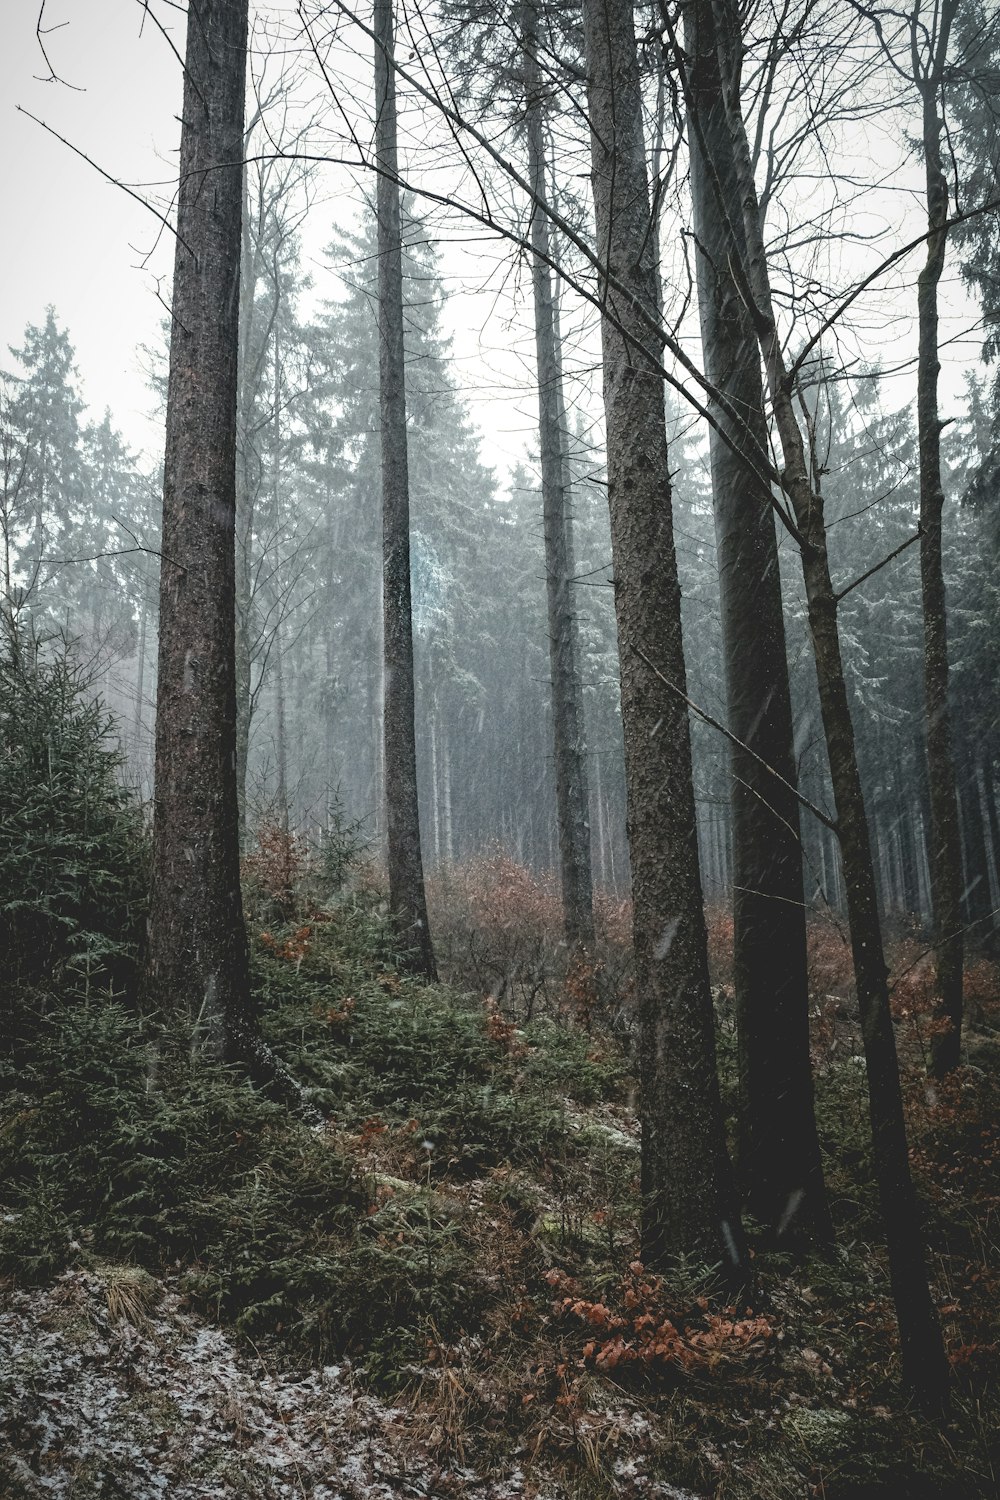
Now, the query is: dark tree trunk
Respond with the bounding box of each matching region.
[143,0,255,1060]
[580,0,746,1276]
[523,0,594,955]
[958,738,993,938]
[897,784,923,919]
[981,748,1000,928]
[235,164,260,841]
[914,0,964,1078]
[686,0,831,1247]
[709,0,948,1411]
[375,0,437,981]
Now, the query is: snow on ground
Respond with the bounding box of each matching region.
[0,1268,702,1499]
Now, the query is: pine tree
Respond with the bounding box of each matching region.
[3,310,86,624]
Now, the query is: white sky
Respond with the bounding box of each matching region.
[0,0,551,483]
[0,0,989,487]
[1,0,182,452]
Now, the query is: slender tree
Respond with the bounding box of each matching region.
[375,0,438,980]
[579,0,746,1274]
[683,0,831,1245]
[522,0,594,954]
[913,0,965,1076]
[708,0,948,1411]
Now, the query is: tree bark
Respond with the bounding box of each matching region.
[957,738,993,937]
[981,747,1000,926]
[580,0,746,1275]
[143,0,255,1060]
[709,0,948,1411]
[235,166,258,842]
[375,0,437,981]
[914,0,965,1078]
[522,0,595,954]
[686,0,831,1246]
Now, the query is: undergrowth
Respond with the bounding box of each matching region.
[1,787,998,1495]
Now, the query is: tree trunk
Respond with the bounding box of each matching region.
[580,0,746,1275]
[275,622,289,830]
[958,738,993,937]
[133,585,147,748]
[522,0,595,954]
[235,166,259,842]
[915,0,964,1077]
[709,0,947,1410]
[143,0,255,1062]
[897,786,923,918]
[375,0,437,981]
[981,748,1000,924]
[686,0,831,1246]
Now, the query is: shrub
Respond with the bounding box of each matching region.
[426,850,635,1029]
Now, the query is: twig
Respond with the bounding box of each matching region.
[16,108,198,263]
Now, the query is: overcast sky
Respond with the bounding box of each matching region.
[1,0,988,492]
[1,0,184,452]
[0,0,553,484]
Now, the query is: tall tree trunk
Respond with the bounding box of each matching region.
[580,0,746,1275]
[522,0,594,954]
[374,0,437,981]
[914,0,964,1077]
[133,585,147,749]
[981,748,1000,923]
[708,0,947,1410]
[142,0,256,1061]
[275,622,289,831]
[686,0,830,1245]
[897,785,922,918]
[957,738,993,936]
[324,508,339,821]
[235,170,259,842]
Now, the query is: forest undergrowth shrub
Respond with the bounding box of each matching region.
[426,850,634,1030]
[242,795,367,929]
[544,1261,774,1378]
[0,992,489,1370]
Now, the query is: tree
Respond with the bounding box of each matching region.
[707,0,948,1410]
[858,0,965,1075]
[142,0,263,1067]
[0,627,146,995]
[2,311,85,624]
[912,0,965,1078]
[374,0,438,980]
[683,0,831,1244]
[522,0,595,955]
[235,114,317,834]
[580,0,746,1273]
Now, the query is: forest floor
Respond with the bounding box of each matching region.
[2,871,999,1499]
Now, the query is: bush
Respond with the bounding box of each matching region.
[426,850,635,1030]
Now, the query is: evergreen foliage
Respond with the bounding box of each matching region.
[0,628,146,996]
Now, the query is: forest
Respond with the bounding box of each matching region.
[1,0,999,1495]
